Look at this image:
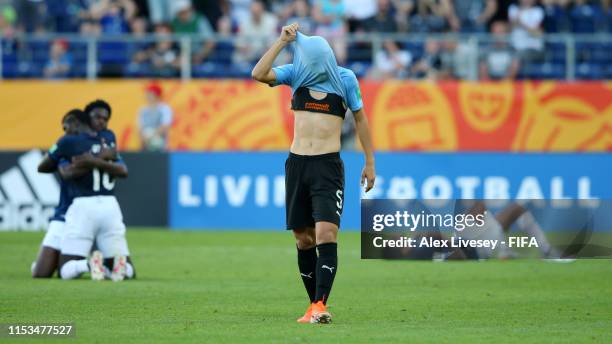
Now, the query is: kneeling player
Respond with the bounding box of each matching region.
[32,110,80,278]
[49,109,135,281]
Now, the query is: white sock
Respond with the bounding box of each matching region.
[60,259,89,280]
[516,211,552,255]
[125,263,134,279]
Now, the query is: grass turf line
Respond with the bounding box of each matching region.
[1,229,611,343]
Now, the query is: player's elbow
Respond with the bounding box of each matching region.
[251,68,268,83]
[37,161,53,173]
[251,69,263,82]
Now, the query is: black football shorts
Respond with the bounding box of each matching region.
[285,152,345,230]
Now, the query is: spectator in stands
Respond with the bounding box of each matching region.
[171,0,214,36]
[408,0,450,33]
[446,0,497,33]
[44,1,64,31]
[79,18,101,36]
[286,0,315,35]
[234,0,277,64]
[479,21,519,80]
[149,23,180,77]
[211,15,235,65]
[147,0,172,24]
[130,15,148,35]
[0,0,16,35]
[270,0,294,23]
[93,0,136,76]
[44,39,72,79]
[448,39,478,79]
[365,0,398,33]
[15,0,46,32]
[542,0,571,33]
[139,83,173,151]
[95,0,135,34]
[193,0,224,31]
[508,0,545,62]
[124,16,149,75]
[129,23,180,77]
[171,0,215,65]
[345,0,377,32]
[90,0,136,19]
[230,0,253,27]
[45,0,89,33]
[410,39,452,79]
[489,0,514,24]
[394,0,412,32]
[570,0,602,33]
[368,40,412,79]
[313,0,347,63]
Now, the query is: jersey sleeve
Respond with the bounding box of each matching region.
[48,136,71,162]
[58,159,70,168]
[270,64,294,87]
[344,71,364,112]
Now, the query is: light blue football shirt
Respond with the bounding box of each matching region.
[271,33,364,113]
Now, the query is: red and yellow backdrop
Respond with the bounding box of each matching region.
[1,80,611,151]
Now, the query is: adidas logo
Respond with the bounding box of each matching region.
[0,150,59,231]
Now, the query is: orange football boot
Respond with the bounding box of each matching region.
[310,301,332,324]
[297,303,314,323]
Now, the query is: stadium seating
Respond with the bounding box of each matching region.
[1,34,611,80]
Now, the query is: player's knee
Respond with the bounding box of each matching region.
[31,267,54,279]
[315,222,338,245]
[293,229,316,249]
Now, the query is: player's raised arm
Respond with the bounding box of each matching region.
[251,23,298,84]
[353,108,376,192]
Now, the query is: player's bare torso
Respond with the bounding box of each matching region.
[290,90,343,155]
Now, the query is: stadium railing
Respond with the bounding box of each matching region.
[1,33,611,80]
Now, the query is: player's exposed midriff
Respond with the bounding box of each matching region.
[291,109,342,155]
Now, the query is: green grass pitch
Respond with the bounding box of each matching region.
[1,229,611,343]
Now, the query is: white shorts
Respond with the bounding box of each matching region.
[42,220,65,251]
[61,195,130,258]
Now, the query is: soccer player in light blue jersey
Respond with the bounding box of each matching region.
[252,23,376,324]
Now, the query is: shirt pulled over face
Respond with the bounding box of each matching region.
[271,32,364,113]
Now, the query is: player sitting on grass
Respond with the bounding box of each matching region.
[48,109,135,281]
[252,23,376,324]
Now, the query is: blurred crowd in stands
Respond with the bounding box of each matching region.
[0,0,611,79]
